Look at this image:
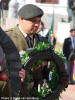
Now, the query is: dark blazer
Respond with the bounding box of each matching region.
[0,27,22,97]
[63,37,73,60]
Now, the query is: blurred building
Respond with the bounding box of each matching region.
[6,0,72,29]
[68,0,75,28]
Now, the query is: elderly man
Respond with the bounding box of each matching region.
[6,4,44,97]
[6,4,45,51]
[6,4,69,97]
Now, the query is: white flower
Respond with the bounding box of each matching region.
[19,50,25,57]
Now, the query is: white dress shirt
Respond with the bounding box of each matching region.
[71,37,75,49]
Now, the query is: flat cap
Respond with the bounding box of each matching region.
[18,4,43,19]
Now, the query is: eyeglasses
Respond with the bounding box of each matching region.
[28,18,41,24]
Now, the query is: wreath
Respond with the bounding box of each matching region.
[20,42,67,100]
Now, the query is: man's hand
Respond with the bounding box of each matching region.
[19,69,26,82]
[42,60,48,67]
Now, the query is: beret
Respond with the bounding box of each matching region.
[18,4,43,19]
[70,28,75,32]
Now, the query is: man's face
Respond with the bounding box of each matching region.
[71,30,75,37]
[20,17,41,35]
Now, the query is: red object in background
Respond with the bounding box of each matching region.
[50,34,53,40]
[36,0,59,3]
[73,61,75,81]
[0,72,8,81]
[73,61,75,75]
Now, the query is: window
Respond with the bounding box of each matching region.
[36,0,59,3]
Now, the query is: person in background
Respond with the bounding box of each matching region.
[0,46,7,77]
[63,29,75,61]
[63,28,75,84]
[38,21,49,38]
[6,4,45,97]
[0,46,10,98]
[0,27,25,98]
[37,21,56,49]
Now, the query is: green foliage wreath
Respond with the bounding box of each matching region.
[21,42,67,100]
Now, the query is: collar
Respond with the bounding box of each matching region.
[18,25,34,39]
[18,25,27,38]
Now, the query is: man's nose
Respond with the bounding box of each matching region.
[35,22,40,27]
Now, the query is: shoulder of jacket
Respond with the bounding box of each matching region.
[5,28,14,33]
[66,37,71,40]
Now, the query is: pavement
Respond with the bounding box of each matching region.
[60,84,75,100]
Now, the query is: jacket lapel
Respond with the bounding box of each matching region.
[13,25,29,50]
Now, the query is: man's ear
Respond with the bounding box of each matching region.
[20,17,24,20]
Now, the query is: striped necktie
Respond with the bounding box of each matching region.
[25,36,33,48]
